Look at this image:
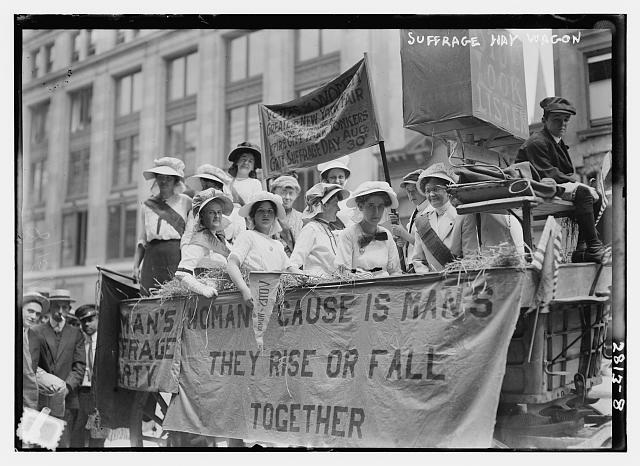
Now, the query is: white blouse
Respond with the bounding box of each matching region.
[228,230,291,272]
[224,177,263,206]
[334,223,402,277]
[290,221,341,276]
[137,194,192,247]
[176,231,230,277]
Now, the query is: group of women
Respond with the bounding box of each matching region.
[133,143,524,301]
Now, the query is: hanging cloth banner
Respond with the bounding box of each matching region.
[259,57,382,178]
[163,269,525,448]
[248,272,282,351]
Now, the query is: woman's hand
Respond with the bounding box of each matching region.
[241,288,254,311]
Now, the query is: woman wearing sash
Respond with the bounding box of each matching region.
[334,181,402,278]
[175,188,234,298]
[227,192,298,311]
[224,142,265,243]
[411,163,523,273]
[133,157,192,296]
[290,183,350,276]
[269,175,304,256]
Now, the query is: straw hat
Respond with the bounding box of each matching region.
[317,156,351,179]
[270,175,301,194]
[417,163,456,195]
[192,188,234,217]
[23,291,50,314]
[238,191,286,221]
[143,157,185,180]
[228,142,262,169]
[49,289,76,303]
[346,181,399,209]
[189,164,231,185]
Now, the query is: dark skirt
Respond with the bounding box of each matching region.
[140,239,181,296]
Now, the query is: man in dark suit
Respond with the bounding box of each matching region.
[29,289,86,448]
[516,96,608,263]
[69,304,106,448]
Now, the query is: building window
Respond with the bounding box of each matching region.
[23,216,48,272]
[116,71,142,117]
[296,29,341,62]
[228,31,265,82]
[587,51,612,125]
[30,49,39,79]
[30,158,48,205]
[70,87,92,133]
[61,210,88,267]
[67,148,90,198]
[113,135,139,189]
[167,52,198,101]
[166,120,197,175]
[106,202,138,260]
[44,42,55,73]
[227,103,261,153]
[86,29,96,56]
[71,31,81,62]
[30,101,49,146]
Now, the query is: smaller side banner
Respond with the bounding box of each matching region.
[249,272,281,350]
[259,57,381,178]
[117,297,187,392]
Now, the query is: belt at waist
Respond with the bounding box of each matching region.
[148,239,180,246]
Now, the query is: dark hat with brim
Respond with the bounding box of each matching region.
[228,142,262,169]
[75,304,98,321]
[540,96,576,115]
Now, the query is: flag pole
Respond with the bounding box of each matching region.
[363,52,407,272]
[378,140,407,272]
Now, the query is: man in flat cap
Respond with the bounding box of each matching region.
[70,304,106,448]
[28,289,86,448]
[516,96,608,263]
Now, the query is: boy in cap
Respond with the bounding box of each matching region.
[28,289,86,448]
[516,97,608,263]
[70,304,106,448]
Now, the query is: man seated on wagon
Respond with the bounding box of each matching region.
[516,96,609,263]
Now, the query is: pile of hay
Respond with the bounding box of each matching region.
[443,243,526,275]
[150,266,251,300]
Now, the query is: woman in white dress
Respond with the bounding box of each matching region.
[227,192,298,310]
[175,188,234,298]
[317,156,355,228]
[290,183,350,276]
[334,181,402,278]
[133,157,192,296]
[269,175,304,256]
[224,142,265,243]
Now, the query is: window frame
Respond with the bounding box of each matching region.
[60,209,88,268]
[66,147,91,200]
[112,133,139,191]
[69,86,93,134]
[295,29,341,64]
[166,51,198,103]
[71,31,81,63]
[106,199,138,261]
[584,48,613,128]
[44,42,55,73]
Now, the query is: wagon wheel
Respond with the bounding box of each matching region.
[129,391,170,447]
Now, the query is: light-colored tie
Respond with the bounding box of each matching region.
[86,335,94,384]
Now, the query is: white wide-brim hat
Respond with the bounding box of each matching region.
[238,191,287,221]
[23,291,50,314]
[193,188,234,217]
[189,164,230,185]
[143,157,186,181]
[270,175,301,193]
[305,182,350,206]
[317,156,351,179]
[346,181,399,209]
[416,163,456,195]
[49,289,76,303]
